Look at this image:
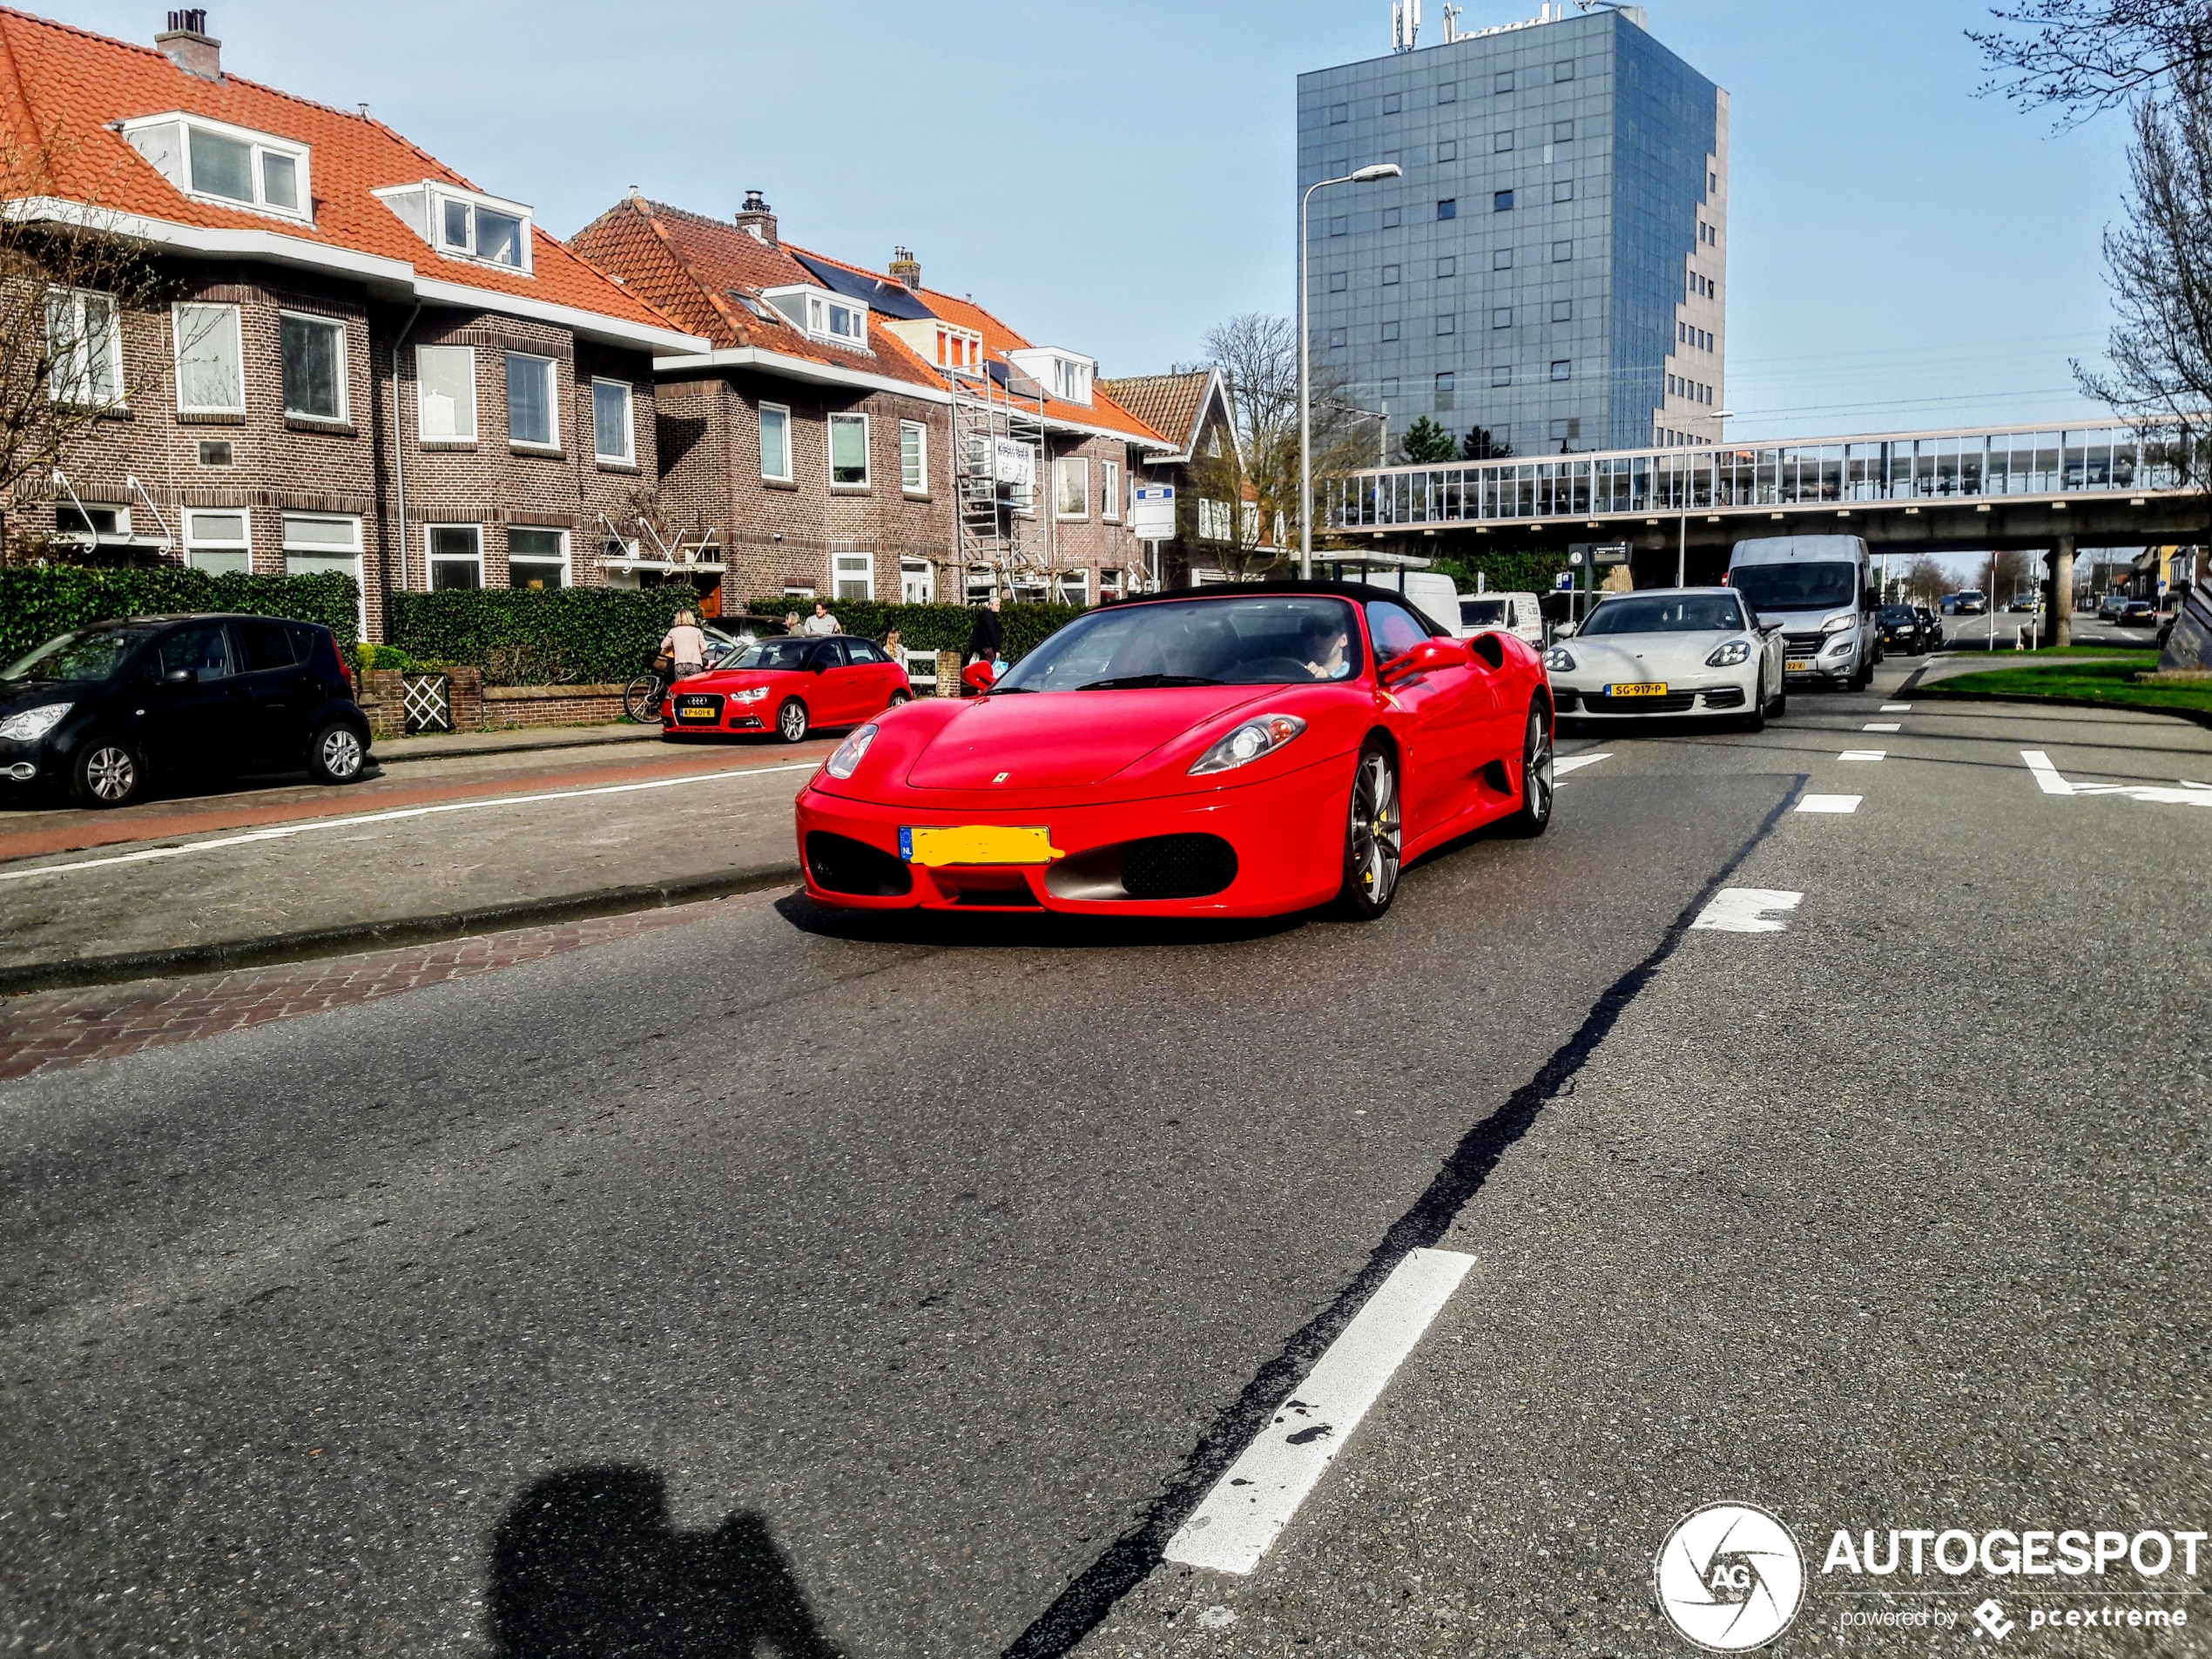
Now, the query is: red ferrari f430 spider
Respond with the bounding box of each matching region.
[793,582,1554,921]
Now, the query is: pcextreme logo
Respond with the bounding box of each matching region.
[1654,1502,1807,1652]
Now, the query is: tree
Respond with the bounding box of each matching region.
[1972,0,2212,123]
[1902,555,1951,605]
[1396,416,1459,464]
[1461,425,1513,460]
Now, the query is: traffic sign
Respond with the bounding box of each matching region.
[1570,540,1633,566]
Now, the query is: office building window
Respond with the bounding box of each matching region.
[416,344,475,441]
[427,524,482,590]
[1552,300,1573,322]
[1381,320,1400,341]
[1382,206,1402,228]
[1332,153,1352,173]
[1383,92,1401,114]
[1554,120,1575,142]
[1438,139,1458,162]
[1551,360,1571,381]
[1437,199,1456,219]
[1553,179,1575,203]
[1495,71,1514,93]
[1329,216,1348,237]
[1436,256,1455,278]
[829,412,869,486]
[1494,247,1513,270]
[759,401,792,482]
[1382,264,1400,285]
[1491,364,1512,388]
[1492,307,1513,328]
[1328,327,1347,348]
[1329,103,1348,123]
[1381,377,1399,400]
[509,527,567,590]
[1555,59,1574,80]
[1710,170,1718,191]
[900,420,928,493]
[1494,130,1514,152]
[1436,314,1455,335]
[1384,150,1402,168]
[1330,270,1348,292]
[1552,239,1573,261]
[1678,320,1688,342]
[1439,81,1457,103]
[1435,371,1454,411]
[1494,190,1514,212]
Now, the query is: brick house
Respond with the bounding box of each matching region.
[0,7,706,639]
[569,192,1177,610]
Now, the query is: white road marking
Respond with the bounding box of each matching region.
[2020,751,2212,805]
[0,762,821,885]
[1838,749,1887,761]
[1880,703,1912,712]
[1862,722,1901,732]
[1552,752,1612,778]
[1164,1248,1475,1576]
[1797,794,1862,813]
[1690,888,1804,933]
[2021,751,2074,795]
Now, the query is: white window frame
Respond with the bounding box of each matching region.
[415,343,477,442]
[592,378,636,466]
[121,112,314,225]
[172,301,243,415]
[759,401,793,482]
[828,411,870,489]
[1102,459,1122,523]
[900,419,928,495]
[900,557,934,603]
[1055,569,1090,606]
[46,287,124,407]
[182,509,251,574]
[279,310,348,421]
[280,514,366,631]
[832,551,875,601]
[504,352,559,450]
[935,325,981,374]
[760,285,871,352]
[507,526,570,590]
[1055,455,1089,520]
[424,523,485,590]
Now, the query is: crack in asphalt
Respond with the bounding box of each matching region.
[1000,773,1810,1659]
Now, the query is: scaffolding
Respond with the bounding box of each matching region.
[948,364,1049,601]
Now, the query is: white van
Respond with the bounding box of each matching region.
[1455,590,1545,646]
[1353,569,1463,631]
[1724,535,1881,691]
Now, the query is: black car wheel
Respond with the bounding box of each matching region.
[1336,739,1403,920]
[1502,701,1554,837]
[777,698,810,743]
[307,722,367,785]
[71,738,145,808]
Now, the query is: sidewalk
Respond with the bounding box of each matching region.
[372,721,664,765]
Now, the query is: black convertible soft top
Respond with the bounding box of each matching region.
[1098,579,1453,639]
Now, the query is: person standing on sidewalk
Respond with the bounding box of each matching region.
[660,610,708,681]
[801,600,840,637]
[966,595,1003,666]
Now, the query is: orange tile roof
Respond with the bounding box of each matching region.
[1098,370,1219,455]
[0,6,691,343]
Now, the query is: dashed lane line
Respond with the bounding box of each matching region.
[1839,749,1887,761]
[1797,795,1862,813]
[1880,703,1912,712]
[1862,722,1901,732]
[1163,1249,1476,1576]
[0,762,821,885]
[1690,888,1804,933]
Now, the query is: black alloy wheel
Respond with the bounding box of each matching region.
[71,738,145,808]
[1337,738,1403,920]
[777,698,811,743]
[1503,701,1555,835]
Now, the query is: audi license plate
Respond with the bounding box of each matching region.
[675,701,719,722]
[1604,682,1668,698]
[900,825,1064,867]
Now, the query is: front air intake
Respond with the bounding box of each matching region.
[805,832,913,897]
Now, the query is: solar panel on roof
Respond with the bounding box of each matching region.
[790,253,937,321]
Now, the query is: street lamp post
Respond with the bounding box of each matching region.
[1300,163,1402,580]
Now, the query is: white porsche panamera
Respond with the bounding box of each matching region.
[1543,587,1787,729]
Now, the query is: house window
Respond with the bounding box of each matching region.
[1434,371,1455,412]
[934,327,981,372]
[46,289,121,405]
[900,558,934,603]
[505,354,557,448]
[784,583,817,600]
[1551,360,1572,381]
[900,420,928,493]
[508,527,567,589]
[1328,327,1347,349]
[1102,459,1121,522]
[1437,199,1457,219]
[1197,497,1233,543]
[439,196,527,268]
[833,552,874,601]
[829,413,869,486]
[1055,570,1089,606]
[183,509,250,575]
[759,402,792,482]
[1329,216,1348,237]
[966,565,996,604]
[197,439,233,467]
[1382,320,1400,342]
[593,379,635,465]
[173,302,242,414]
[427,524,483,590]
[1100,567,1125,600]
[132,118,313,221]
[1382,264,1400,286]
[280,313,346,421]
[282,515,365,630]
[1382,376,1400,399]
[416,345,476,441]
[1055,455,1089,519]
[1438,139,1458,162]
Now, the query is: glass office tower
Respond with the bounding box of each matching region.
[1298,4,1725,456]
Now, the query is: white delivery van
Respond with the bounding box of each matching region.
[1454,590,1545,645]
[1353,569,1463,634]
[1724,535,1881,691]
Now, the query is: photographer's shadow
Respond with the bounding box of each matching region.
[489,1466,843,1658]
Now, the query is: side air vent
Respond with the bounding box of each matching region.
[805,831,913,897]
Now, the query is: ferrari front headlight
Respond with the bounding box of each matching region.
[1704,640,1751,667]
[0,702,71,741]
[824,723,878,779]
[1542,647,1575,672]
[1189,712,1306,776]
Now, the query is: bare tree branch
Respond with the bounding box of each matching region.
[1971,0,2212,124]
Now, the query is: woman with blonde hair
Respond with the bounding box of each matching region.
[660,608,708,681]
[882,626,904,664]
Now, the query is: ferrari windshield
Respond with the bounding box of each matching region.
[1580,594,1749,636]
[2,624,161,684]
[721,637,817,671]
[1729,561,1858,611]
[995,596,1367,692]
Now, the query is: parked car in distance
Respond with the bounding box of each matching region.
[1915,605,1946,648]
[1878,604,1926,654]
[2121,599,2157,626]
[2097,593,2130,623]
[664,634,911,742]
[1953,589,1989,616]
[0,613,370,808]
[1457,590,1546,646]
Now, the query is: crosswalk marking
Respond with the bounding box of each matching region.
[1797,795,1861,813]
[1690,888,1804,933]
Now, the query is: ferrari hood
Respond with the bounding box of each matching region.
[904,686,1274,789]
[1562,633,1743,680]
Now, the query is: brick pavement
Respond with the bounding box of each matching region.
[0,899,732,1083]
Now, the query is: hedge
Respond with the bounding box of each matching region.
[392,587,698,685]
[745,598,1084,659]
[1430,550,1574,596]
[0,564,361,664]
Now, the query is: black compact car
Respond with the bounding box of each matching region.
[2121,600,2157,627]
[1877,604,1925,654]
[1915,605,1946,648]
[0,614,371,808]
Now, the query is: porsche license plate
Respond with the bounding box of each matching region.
[1785,658,1815,673]
[1604,682,1668,698]
[900,825,1065,867]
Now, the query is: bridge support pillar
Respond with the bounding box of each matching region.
[2045,537,2074,647]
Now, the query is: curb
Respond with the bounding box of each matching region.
[0,861,800,998]
[371,727,662,766]
[1911,685,2212,731]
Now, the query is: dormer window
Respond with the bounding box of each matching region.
[759,285,870,352]
[121,113,312,223]
[374,182,535,274]
[934,325,982,374]
[1007,347,1096,408]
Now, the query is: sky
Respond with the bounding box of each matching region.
[40,0,2137,447]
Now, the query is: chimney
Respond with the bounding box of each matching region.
[888,246,921,290]
[155,9,222,81]
[735,189,777,248]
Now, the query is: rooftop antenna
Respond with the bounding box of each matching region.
[1392,0,1420,51]
[1441,2,1462,41]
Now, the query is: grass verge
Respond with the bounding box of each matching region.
[1925,658,2212,718]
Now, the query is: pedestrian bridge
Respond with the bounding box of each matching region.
[1325,420,2207,577]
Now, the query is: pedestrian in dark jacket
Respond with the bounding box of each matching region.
[966,595,1004,664]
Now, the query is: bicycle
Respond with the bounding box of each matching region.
[624,651,675,725]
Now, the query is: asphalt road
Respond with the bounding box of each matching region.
[3,664,2209,1656]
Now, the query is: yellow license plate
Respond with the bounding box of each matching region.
[1605,682,1668,698]
[900,824,1065,867]
[676,706,718,720]
[1785,659,1814,673]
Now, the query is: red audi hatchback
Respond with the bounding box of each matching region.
[662,635,912,743]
